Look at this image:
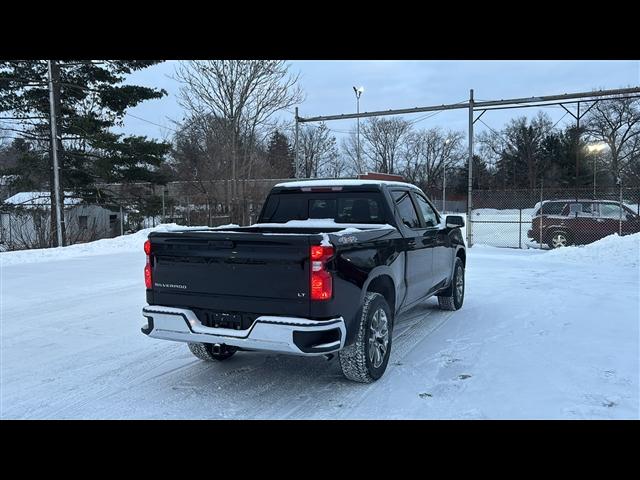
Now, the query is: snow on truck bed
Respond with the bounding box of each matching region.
[1,230,637,419]
[249,218,395,231]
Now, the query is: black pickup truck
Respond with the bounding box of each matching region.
[142,179,466,383]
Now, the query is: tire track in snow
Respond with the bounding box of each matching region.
[282,305,455,419]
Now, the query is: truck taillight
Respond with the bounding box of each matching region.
[310,245,333,301]
[144,240,152,289]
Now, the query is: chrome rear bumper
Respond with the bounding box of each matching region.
[142,306,346,356]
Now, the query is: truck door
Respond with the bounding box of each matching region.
[412,191,451,291]
[391,190,434,306]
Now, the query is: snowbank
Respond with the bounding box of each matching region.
[0,223,234,266]
[545,233,639,268]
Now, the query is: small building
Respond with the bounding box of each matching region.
[0,191,122,250]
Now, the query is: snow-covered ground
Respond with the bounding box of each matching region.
[1,228,638,419]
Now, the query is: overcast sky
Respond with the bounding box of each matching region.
[115,60,640,142]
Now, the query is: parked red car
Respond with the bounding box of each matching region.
[528,199,640,248]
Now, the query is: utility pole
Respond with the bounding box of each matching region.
[467,89,474,247]
[294,107,300,178]
[47,60,64,247]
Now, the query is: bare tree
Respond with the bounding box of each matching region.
[319,149,348,178]
[361,117,410,174]
[175,61,303,178]
[402,128,465,189]
[340,130,369,176]
[174,61,303,222]
[298,123,337,178]
[585,97,640,182]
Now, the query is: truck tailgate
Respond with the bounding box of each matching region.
[148,230,312,316]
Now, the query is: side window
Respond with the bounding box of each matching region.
[392,191,420,229]
[541,202,565,215]
[568,203,582,215]
[413,193,439,228]
[581,202,596,216]
[599,203,624,219]
[79,216,88,230]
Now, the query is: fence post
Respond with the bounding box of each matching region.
[466,88,474,247]
[519,208,522,249]
[539,182,543,248]
[619,180,623,236]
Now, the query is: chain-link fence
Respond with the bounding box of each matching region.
[0,179,291,251]
[468,186,640,249]
[4,178,638,252]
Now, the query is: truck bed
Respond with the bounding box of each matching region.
[146,224,395,322]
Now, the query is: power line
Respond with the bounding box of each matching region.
[124,112,178,133]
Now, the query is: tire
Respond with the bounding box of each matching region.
[438,257,465,311]
[548,230,571,249]
[339,292,393,383]
[188,342,237,361]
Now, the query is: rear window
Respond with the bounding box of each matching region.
[260,192,386,224]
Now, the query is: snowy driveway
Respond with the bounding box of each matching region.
[1,234,638,419]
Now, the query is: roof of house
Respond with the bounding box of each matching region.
[3,191,83,209]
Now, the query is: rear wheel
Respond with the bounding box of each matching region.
[188,343,237,361]
[339,292,393,383]
[548,231,570,249]
[438,257,465,311]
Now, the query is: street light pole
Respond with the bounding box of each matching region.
[443,137,451,213]
[593,155,596,197]
[442,166,446,213]
[353,86,364,171]
[586,142,607,198]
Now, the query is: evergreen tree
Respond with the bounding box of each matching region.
[266,129,294,178]
[0,60,171,200]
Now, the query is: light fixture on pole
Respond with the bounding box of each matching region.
[586,142,608,197]
[353,86,364,170]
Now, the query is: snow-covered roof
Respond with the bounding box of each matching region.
[4,191,83,208]
[274,179,419,189]
[0,175,17,186]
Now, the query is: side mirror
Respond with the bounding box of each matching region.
[445,215,465,229]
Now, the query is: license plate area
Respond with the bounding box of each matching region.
[193,309,257,330]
